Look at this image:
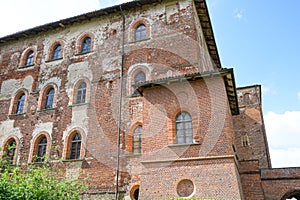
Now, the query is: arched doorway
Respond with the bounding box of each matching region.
[281,189,300,200]
[130,185,139,200]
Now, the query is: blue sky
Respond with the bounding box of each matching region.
[207,0,300,114]
[0,0,299,168]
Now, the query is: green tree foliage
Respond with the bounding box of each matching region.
[0,159,86,200]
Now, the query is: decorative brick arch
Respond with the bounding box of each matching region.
[130,18,151,42]
[2,136,20,165]
[63,128,86,160]
[281,189,300,200]
[70,78,91,105]
[130,184,140,200]
[37,83,58,110]
[47,40,64,60]
[9,88,29,115]
[19,47,37,67]
[76,32,95,54]
[127,64,151,96]
[28,132,51,163]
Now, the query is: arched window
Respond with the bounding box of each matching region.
[45,88,55,109]
[133,71,146,96]
[135,24,146,41]
[16,93,26,114]
[25,51,34,66]
[176,112,193,144]
[76,82,87,104]
[52,44,61,60]
[81,37,91,53]
[5,139,16,165]
[133,126,142,154]
[35,137,47,162]
[70,133,82,160]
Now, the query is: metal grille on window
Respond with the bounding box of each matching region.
[6,140,16,165]
[135,24,146,41]
[133,126,142,154]
[36,137,47,162]
[16,93,25,114]
[25,51,34,66]
[176,112,193,144]
[45,88,54,109]
[76,82,87,104]
[133,71,146,96]
[52,44,61,60]
[70,133,81,160]
[81,37,91,53]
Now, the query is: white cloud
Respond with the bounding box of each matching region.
[233,9,244,21]
[270,148,300,168]
[297,92,300,100]
[262,85,271,94]
[0,0,101,37]
[265,111,300,168]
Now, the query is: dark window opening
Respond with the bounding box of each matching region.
[52,44,61,60]
[242,135,249,147]
[81,37,91,53]
[135,24,146,41]
[76,82,87,104]
[70,133,81,160]
[6,140,16,165]
[45,88,54,109]
[25,51,34,66]
[133,126,142,154]
[133,71,146,96]
[36,137,47,162]
[16,93,26,114]
[176,111,193,144]
[133,188,139,200]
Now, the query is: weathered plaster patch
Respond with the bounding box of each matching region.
[66,61,93,99]
[0,76,34,100]
[0,120,22,146]
[32,122,53,139]
[38,76,62,91]
[62,104,89,141]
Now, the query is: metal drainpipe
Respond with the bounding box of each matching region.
[115,4,125,200]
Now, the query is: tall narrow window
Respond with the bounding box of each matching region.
[45,88,54,109]
[176,112,193,144]
[242,135,249,147]
[133,126,142,154]
[36,137,47,162]
[76,82,87,104]
[70,133,81,160]
[52,44,61,60]
[16,93,26,114]
[6,140,16,165]
[133,71,146,96]
[81,37,91,53]
[135,24,146,41]
[25,51,34,66]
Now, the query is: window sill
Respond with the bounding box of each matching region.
[75,51,93,56]
[62,158,85,162]
[37,108,56,113]
[45,57,63,63]
[69,102,89,107]
[9,113,27,117]
[168,142,201,148]
[123,153,142,157]
[18,64,35,69]
[129,38,151,44]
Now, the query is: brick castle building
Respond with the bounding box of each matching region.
[0,0,299,199]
